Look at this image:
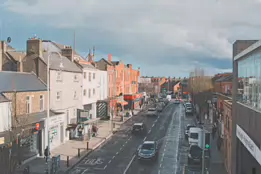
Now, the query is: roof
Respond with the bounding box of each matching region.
[111,61,119,65]
[134,123,143,126]
[143,141,155,144]
[0,93,10,102]
[0,71,47,92]
[215,74,233,82]
[42,52,82,73]
[234,40,261,60]
[6,51,26,62]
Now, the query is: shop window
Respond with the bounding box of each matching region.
[20,134,38,161]
[40,95,44,111]
[26,96,31,114]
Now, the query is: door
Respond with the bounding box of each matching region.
[60,124,64,143]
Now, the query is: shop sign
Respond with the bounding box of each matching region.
[50,115,64,126]
[236,125,261,165]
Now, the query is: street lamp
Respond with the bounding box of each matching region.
[46,51,63,173]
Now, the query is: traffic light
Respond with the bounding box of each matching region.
[205,132,211,149]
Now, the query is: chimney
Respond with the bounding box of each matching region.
[61,46,73,61]
[128,64,132,69]
[26,38,43,57]
[108,54,112,62]
[19,56,23,72]
[0,41,7,71]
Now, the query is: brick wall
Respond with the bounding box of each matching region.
[3,91,47,116]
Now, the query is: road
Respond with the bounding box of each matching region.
[68,102,184,174]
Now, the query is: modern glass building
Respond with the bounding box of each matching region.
[232,40,261,174]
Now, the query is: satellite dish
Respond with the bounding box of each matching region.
[7,37,11,43]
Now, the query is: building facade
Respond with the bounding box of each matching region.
[232,40,261,174]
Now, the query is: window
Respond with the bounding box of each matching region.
[84,72,86,79]
[89,73,91,82]
[74,108,76,117]
[56,91,61,101]
[90,114,92,119]
[40,95,44,111]
[74,74,79,82]
[83,89,86,96]
[26,96,31,114]
[93,73,95,79]
[56,71,62,81]
[74,91,77,99]
[88,89,91,98]
[93,89,95,95]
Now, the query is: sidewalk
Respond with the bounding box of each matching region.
[203,120,227,174]
[15,107,146,174]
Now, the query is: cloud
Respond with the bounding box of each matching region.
[2,0,261,76]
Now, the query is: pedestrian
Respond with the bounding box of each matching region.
[217,136,221,151]
[44,146,50,164]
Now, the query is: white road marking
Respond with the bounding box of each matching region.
[148,130,151,133]
[123,155,136,174]
[123,144,125,147]
[120,147,123,151]
[80,168,89,174]
[143,136,147,141]
[128,136,131,141]
[164,148,166,152]
[160,163,162,168]
[158,170,161,174]
[116,152,119,155]
[154,120,157,123]
[112,156,115,159]
[104,165,107,169]
[108,160,111,164]
[152,123,155,127]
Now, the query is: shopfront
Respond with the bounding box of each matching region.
[124,93,143,110]
[18,120,44,162]
[48,113,66,150]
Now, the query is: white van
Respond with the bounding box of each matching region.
[166,95,171,101]
[188,127,202,145]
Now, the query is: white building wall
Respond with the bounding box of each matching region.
[98,70,108,101]
[0,102,11,132]
[50,70,83,123]
[82,68,99,119]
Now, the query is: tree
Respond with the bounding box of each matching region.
[189,68,214,119]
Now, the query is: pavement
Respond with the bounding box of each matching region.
[15,107,148,174]
[67,101,181,174]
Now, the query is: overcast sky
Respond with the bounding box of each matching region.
[1,0,261,77]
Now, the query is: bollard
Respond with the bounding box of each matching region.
[87,141,89,150]
[78,148,80,157]
[67,156,69,167]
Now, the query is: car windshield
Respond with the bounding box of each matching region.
[190,133,198,139]
[141,143,155,150]
[133,125,141,129]
[186,125,194,131]
[186,104,192,107]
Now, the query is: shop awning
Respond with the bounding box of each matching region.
[117,99,128,106]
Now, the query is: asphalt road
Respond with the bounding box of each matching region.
[68,102,180,174]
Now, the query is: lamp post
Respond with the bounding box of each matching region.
[46,51,63,173]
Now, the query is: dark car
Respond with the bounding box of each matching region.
[188,145,202,166]
[137,141,158,161]
[185,124,196,140]
[131,123,146,135]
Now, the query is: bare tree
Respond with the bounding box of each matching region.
[189,68,214,119]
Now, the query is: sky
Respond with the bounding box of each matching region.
[0,0,261,77]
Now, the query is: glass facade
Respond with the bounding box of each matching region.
[238,52,261,110]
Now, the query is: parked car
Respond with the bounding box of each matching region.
[132,123,146,135]
[147,108,157,116]
[185,124,196,140]
[137,141,158,161]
